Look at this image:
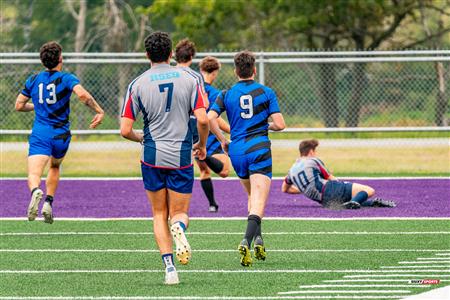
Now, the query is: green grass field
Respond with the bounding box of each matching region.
[0,219,449,299]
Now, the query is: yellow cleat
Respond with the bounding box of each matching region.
[238,239,252,267]
[253,236,266,261]
[170,223,191,265]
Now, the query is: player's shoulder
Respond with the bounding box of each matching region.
[178,66,202,83]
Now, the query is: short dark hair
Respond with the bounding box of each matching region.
[39,41,62,69]
[234,50,255,79]
[199,56,221,73]
[174,38,196,63]
[144,32,172,63]
[299,139,319,156]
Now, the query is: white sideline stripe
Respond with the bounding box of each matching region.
[278,290,410,294]
[0,269,448,274]
[1,249,449,253]
[381,266,450,269]
[1,176,448,180]
[420,257,450,260]
[0,296,408,299]
[344,275,450,278]
[323,279,450,282]
[400,260,450,263]
[434,253,450,256]
[1,231,449,236]
[295,285,428,288]
[278,290,411,295]
[2,217,450,221]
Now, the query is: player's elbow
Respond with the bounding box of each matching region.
[120,125,132,138]
[281,182,288,193]
[15,102,23,111]
[274,119,286,131]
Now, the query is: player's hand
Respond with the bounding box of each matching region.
[221,140,229,155]
[193,142,207,160]
[89,112,104,128]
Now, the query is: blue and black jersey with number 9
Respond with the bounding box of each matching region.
[210,79,281,179]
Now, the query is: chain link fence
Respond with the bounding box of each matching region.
[1,52,449,176]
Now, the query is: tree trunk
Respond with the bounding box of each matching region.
[345,63,368,127]
[318,63,339,127]
[434,62,447,126]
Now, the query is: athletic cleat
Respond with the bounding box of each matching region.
[27,188,43,221]
[238,239,252,267]
[41,202,54,224]
[170,223,191,265]
[208,205,218,213]
[342,201,361,209]
[253,236,266,261]
[372,198,396,208]
[164,266,179,285]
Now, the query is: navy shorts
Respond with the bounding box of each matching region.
[322,181,353,206]
[229,149,272,179]
[28,132,71,159]
[206,139,223,156]
[141,163,194,194]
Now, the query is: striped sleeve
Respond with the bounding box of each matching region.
[121,82,140,120]
[314,158,330,179]
[210,90,227,115]
[191,83,206,111]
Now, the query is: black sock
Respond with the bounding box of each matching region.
[31,187,40,195]
[244,214,261,246]
[45,195,54,206]
[255,222,262,239]
[351,191,368,204]
[202,156,224,174]
[200,178,217,207]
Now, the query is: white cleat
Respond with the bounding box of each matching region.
[170,223,191,265]
[164,266,179,285]
[27,188,43,221]
[41,202,53,224]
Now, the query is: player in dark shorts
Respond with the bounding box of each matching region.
[208,51,286,267]
[281,139,396,209]
[196,56,231,212]
[175,40,231,212]
[15,41,104,224]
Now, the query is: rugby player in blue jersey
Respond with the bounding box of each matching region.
[208,51,286,266]
[15,41,104,224]
[175,40,231,212]
[197,56,231,212]
[281,139,396,209]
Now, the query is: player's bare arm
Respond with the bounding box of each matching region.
[72,84,104,128]
[15,94,34,112]
[218,116,230,134]
[193,107,209,160]
[120,117,144,143]
[268,112,286,131]
[281,179,301,194]
[208,110,229,154]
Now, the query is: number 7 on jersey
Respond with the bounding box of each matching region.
[159,83,174,112]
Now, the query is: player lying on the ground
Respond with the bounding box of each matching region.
[208,51,286,267]
[196,56,231,212]
[15,41,104,224]
[120,32,209,285]
[281,139,396,209]
[175,40,230,212]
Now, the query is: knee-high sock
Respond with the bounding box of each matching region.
[200,178,217,206]
[244,214,261,246]
[351,191,368,204]
[202,156,224,174]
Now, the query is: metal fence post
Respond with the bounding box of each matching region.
[259,52,265,85]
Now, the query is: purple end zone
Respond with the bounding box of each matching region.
[1,179,449,218]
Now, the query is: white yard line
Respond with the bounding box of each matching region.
[380,266,449,269]
[399,261,450,263]
[344,275,450,278]
[323,279,450,282]
[433,254,450,256]
[0,269,449,274]
[0,296,408,299]
[0,249,449,253]
[278,290,411,294]
[2,217,450,221]
[1,231,448,236]
[295,285,428,288]
[279,290,411,295]
[1,176,448,180]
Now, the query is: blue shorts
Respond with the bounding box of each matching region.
[229,149,272,179]
[206,138,223,156]
[141,163,194,194]
[322,181,353,206]
[28,132,71,159]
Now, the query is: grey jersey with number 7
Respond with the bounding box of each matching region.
[121,64,206,169]
[286,157,331,202]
